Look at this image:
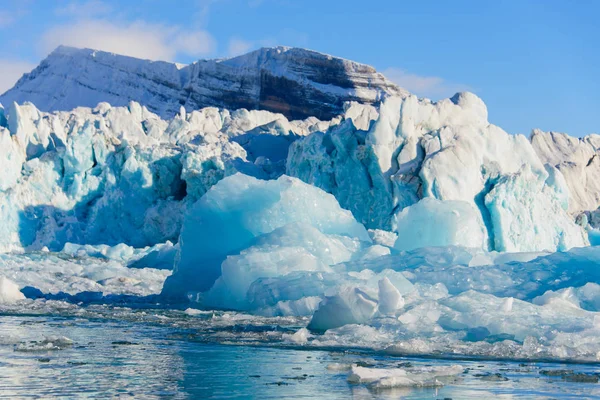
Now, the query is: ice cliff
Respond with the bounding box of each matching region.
[287,93,588,252]
[0,93,590,255]
[0,100,335,252]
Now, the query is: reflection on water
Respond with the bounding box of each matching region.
[1,314,600,399]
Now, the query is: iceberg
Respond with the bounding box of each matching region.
[162,173,370,299]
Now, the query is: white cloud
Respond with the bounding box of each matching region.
[172,31,216,57]
[227,38,254,57]
[0,60,36,94]
[41,19,216,61]
[382,67,472,100]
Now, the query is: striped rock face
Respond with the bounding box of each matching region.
[0,46,405,121]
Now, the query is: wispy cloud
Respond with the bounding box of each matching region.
[382,67,472,100]
[226,29,308,57]
[41,19,216,61]
[0,60,35,94]
[227,38,255,57]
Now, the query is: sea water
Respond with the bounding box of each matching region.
[1,309,600,399]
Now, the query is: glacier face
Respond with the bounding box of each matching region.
[287,92,588,252]
[0,100,341,252]
[0,46,404,121]
[531,129,600,222]
[1,46,600,362]
[0,91,593,254]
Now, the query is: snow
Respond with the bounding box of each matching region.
[0,46,404,121]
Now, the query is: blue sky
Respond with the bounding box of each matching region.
[0,0,597,136]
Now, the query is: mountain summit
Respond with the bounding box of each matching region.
[0,46,405,120]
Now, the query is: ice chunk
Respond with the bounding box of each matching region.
[203,222,362,310]
[308,287,377,331]
[282,328,310,345]
[393,198,487,251]
[163,173,369,298]
[485,165,588,252]
[368,229,398,248]
[348,364,464,389]
[377,277,405,316]
[0,276,25,303]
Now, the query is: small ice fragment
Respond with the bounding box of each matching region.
[0,276,25,304]
[282,328,310,345]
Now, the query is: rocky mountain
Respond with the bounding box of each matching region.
[0,46,405,121]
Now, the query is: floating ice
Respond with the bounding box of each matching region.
[0,250,170,297]
[308,287,378,332]
[348,364,464,389]
[0,276,25,304]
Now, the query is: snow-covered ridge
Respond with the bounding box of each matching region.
[0,46,405,121]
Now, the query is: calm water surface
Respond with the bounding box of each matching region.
[1,313,600,399]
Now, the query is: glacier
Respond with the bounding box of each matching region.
[287,92,589,252]
[1,46,600,363]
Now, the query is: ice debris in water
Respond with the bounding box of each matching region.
[14,336,74,352]
[282,328,310,345]
[347,364,464,389]
[0,246,170,297]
